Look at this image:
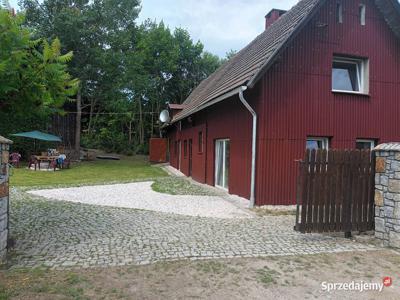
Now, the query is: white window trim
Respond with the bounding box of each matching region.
[356,139,375,150]
[307,137,330,150]
[332,56,369,95]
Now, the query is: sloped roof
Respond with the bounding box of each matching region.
[375,0,400,39]
[172,0,400,123]
[0,135,12,144]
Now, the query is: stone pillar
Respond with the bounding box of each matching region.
[374,143,400,248]
[0,135,12,262]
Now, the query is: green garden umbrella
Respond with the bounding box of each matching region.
[11,131,62,142]
[11,130,62,152]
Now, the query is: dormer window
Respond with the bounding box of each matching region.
[332,56,369,94]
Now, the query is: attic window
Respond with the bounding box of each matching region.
[332,56,369,94]
[359,4,366,26]
[336,3,343,23]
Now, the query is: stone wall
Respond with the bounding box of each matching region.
[0,136,12,262]
[374,143,400,248]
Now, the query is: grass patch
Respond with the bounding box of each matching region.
[151,177,219,196]
[251,208,296,217]
[10,156,167,187]
[195,261,227,274]
[256,266,280,286]
[0,268,91,300]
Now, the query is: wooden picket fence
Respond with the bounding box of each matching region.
[295,149,375,233]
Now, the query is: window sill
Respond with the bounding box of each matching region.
[332,90,370,97]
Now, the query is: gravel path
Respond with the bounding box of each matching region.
[28,182,252,219]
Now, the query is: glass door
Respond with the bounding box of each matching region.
[215,139,230,190]
[188,139,193,176]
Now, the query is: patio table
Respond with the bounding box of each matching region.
[34,155,59,171]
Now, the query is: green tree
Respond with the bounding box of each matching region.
[20,0,141,151]
[20,1,223,154]
[0,9,78,115]
[126,21,223,143]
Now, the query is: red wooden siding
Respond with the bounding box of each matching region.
[167,95,254,199]
[149,138,168,163]
[167,0,400,206]
[257,0,400,205]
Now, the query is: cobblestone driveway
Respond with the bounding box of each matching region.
[9,188,377,269]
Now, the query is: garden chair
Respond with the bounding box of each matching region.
[56,155,70,169]
[9,152,21,168]
[62,158,71,169]
[28,155,38,170]
[49,159,57,171]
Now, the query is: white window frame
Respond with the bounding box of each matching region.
[356,139,375,150]
[215,139,230,190]
[332,56,369,95]
[306,137,329,150]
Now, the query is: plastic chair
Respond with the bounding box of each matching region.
[9,152,21,168]
[28,155,38,170]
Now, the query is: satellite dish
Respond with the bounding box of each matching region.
[159,109,170,123]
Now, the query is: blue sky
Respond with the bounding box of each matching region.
[9,0,298,57]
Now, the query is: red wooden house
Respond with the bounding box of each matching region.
[165,0,400,206]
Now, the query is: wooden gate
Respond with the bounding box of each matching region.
[295,149,375,233]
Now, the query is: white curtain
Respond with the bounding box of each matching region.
[215,140,222,187]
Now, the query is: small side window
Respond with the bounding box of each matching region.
[336,2,343,24]
[198,131,203,153]
[359,4,366,26]
[356,139,375,150]
[306,137,329,151]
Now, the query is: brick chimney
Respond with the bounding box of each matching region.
[265,9,286,29]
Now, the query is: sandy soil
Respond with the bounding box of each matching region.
[1,249,399,300]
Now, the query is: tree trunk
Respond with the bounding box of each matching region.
[75,89,82,157]
[128,121,132,145]
[88,98,96,135]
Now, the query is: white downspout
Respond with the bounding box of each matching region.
[239,86,257,208]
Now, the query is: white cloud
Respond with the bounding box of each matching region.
[138,0,298,57]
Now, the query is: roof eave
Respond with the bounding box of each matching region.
[171,86,243,124]
[375,0,400,39]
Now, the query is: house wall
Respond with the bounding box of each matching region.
[167,0,400,206]
[167,93,256,199]
[257,0,400,205]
